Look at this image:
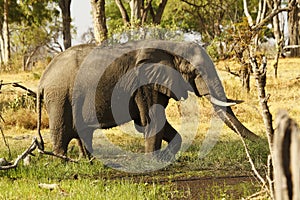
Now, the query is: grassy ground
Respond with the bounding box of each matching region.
[0,58,299,199]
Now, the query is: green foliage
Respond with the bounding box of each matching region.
[160,0,197,31]
[19,0,59,26]
[207,17,273,61]
[0,0,61,71]
[106,25,185,44]
[106,0,127,33]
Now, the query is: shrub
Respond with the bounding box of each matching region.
[3,108,48,130]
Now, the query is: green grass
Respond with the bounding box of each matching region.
[0,135,268,199]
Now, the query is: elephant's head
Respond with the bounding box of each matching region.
[133,41,259,141]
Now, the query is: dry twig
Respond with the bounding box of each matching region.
[0,117,11,159]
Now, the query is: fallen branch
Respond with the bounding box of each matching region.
[12,83,37,98]
[0,138,37,170]
[225,65,239,77]
[0,138,78,170]
[0,80,21,92]
[39,150,78,163]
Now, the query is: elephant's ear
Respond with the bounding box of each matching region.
[141,64,191,100]
[134,49,192,100]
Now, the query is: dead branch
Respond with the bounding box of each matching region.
[38,150,78,163]
[251,6,292,31]
[251,56,274,147]
[239,134,266,186]
[0,137,78,170]
[38,183,69,196]
[0,138,37,170]
[225,65,239,77]
[0,125,11,159]
[12,83,37,98]
[251,56,275,199]
[0,80,21,92]
[38,183,59,190]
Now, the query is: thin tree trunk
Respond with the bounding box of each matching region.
[2,0,10,65]
[288,0,300,57]
[0,33,4,68]
[240,65,251,92]
[91,0,108,44]
[153,0,168,24]
[272,0,283,78]
[251,56,275,198]
[115,0,130,25]
[129,0,142,24]
[274,110,300,200]
[141,0,152,24]
[23,47,40,71]
[59,0,72,50]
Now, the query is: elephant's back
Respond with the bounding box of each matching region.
[39,43,96,90]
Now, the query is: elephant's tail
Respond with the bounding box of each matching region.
[37,88,44,150]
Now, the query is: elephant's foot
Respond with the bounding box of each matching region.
[157,148,176,163]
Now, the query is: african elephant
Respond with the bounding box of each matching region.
[37,40,258,160]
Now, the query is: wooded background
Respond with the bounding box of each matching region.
[0,0,299,71]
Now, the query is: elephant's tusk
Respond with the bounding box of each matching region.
[209,96,237,107]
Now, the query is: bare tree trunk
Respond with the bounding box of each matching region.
[288,0,300,57]
[251,56,275,199]
[129,0,142,24]
[115,0,130,26]
[91,0,108,44]
[23,47,40,71]
[272,0,283,78]
[274,110,300,200]
[59,0,72,50]
[153,0,167,24]
[2,0,10,65]
[240,65,251,92]
[0,33,4,68]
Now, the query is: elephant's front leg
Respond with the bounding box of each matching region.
[134,88,165,154]
[144,105,165,153]
[160,122,182,161]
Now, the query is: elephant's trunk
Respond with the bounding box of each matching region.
[213,105,259,141]
[194,75,259,141]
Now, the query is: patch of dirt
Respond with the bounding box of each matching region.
[169,175,257,199]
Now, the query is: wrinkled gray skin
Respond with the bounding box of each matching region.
[37,41,258,159]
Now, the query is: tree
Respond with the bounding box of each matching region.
[271,0,284,78]
[91,0,108,44]
[113,0,168,26]
[0,0,62,70]
[14,0,61,70]
[179,0,250,42]
[288,0,300,57]
[1,0,10,66]
[58,0,72,50]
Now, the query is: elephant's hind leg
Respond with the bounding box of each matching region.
[46,92,74,155]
